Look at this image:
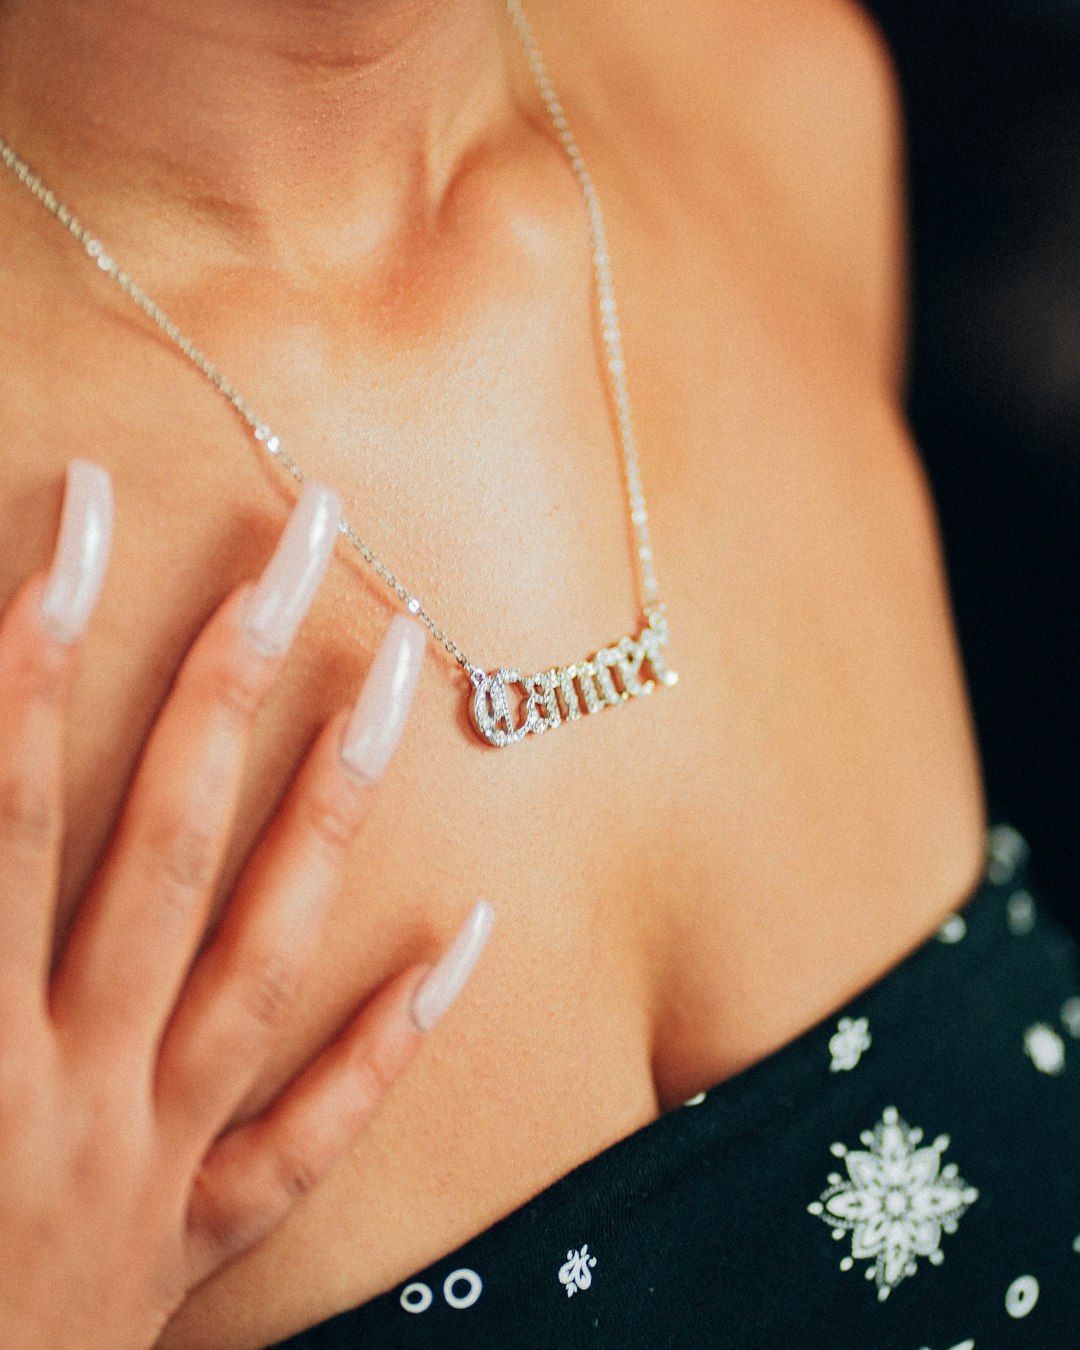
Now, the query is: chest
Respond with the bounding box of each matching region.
[0,216,986,1344]
[1,205,970,975]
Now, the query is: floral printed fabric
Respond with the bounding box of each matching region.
[276,828,1080,1349]
[808,1105,979,1300]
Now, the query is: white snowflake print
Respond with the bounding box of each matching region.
[558,1245,597,1297]
[807,1106,978,1301]
[1024,1023,1066,1076]
[1060,997,1080,1039]
[1006,890,1037,936]
[986,824,1027,885]
[936,914,967,944]
[829,1017,872,1072]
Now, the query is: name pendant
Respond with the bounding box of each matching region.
[469,610,677,748]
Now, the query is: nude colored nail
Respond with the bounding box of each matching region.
[339,615,425,783]
[243,482,341,656]
[38,459,115,644]
[411,900,495,1033]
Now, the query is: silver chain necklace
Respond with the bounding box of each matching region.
[0,0,677,748]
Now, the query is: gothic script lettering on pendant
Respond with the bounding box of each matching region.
[469,611,677,747]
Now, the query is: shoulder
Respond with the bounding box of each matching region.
[547,0,907,388]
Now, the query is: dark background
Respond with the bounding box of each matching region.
[862,0,1079,929]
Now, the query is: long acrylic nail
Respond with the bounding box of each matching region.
[243,482,341,656]
[38,459,115,644]
[340,615,425,783]
[411,900,495,1033]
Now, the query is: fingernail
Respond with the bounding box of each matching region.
[411,900,494,1033]
[38,459,115,644]
[243,482,341,656]
[340,615,425,783]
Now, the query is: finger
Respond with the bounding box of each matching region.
[0,460,112,1000]
[156,616,425,1143]
[186,901,493,1279]
[51,481,341,1048]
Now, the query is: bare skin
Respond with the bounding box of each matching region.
[0,0,986,1346]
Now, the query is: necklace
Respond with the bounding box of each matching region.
[0,0,677,749]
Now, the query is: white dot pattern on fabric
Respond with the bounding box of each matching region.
[558,1245,598,1297]
[1073,1234,1080,1254]
[917,1341,975,1350]
[1061,997,1080,1039]
[399,1270,483,1314]
[683,1091,707,1107]
[400,1283,433,1314]
[829,1017,872,1072]
[1024,1023,1066,1075]
[1007,890,1037,935]
[1005,1274,1039,1318]
[986,824,1028,884]
[936,914,967,944]
[443,1269,483,1310]
[807,1107,978,1301]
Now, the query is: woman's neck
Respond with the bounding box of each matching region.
[0,0,515,269]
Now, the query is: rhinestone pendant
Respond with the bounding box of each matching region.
[469,610,677,747]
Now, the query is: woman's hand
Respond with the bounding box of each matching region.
[0,461,493,1350]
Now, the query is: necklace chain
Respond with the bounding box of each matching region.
[0,0,661,687]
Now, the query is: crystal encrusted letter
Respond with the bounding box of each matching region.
[524,671,562,734]
[470,668,529,747]
[469,612,677,747]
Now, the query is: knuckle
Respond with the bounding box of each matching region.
[190,1164,248,1263]
[9,635,69,704]
[201,655,265,723]
[0,774,55,851]
[364,1030,407,1099]
[175,631,265,739]
[271,1143,321,1204]
[302,783,361,855]
[353,1052,394,1109]
[236,952,301,1031]
[142,811,219,899]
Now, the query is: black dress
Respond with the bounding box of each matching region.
[273,826,1080,1348]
